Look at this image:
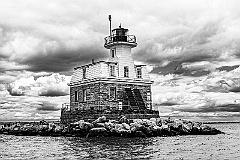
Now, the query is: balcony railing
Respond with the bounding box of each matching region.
[104,35,136,46]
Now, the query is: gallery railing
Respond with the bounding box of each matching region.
[104,35,136,45]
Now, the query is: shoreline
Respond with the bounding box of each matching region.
[0,116,224,138]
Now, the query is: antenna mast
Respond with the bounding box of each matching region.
[109,15,112,37]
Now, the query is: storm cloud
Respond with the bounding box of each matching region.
[1,0,240,121]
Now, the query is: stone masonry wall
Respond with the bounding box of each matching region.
[70,81,152,111]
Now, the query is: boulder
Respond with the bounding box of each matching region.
[132,119,142,124]
[87,127,108,137]
[151,125,162,136]
[130,122,143,132]
[104,122,114,131]
[118,116,128,124]
[134,131,146,138]
[115,123,124,131]
[122,123,130,130]
[142,119,156,127]
[93,116,108,124]
[118,129,132,137]
[93,123,105,128]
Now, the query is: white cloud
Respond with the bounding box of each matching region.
[1,0,240,121]
[152,67,240,120]
[5,73,70,97]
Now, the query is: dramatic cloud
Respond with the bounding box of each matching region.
[0,94,69,121]
[36,101,60,111]
[5,73,70,97]
[152,67,240,121]
[1,0,240,121]
[1,0,240,74]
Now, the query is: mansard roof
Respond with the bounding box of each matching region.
[74,61,118,70]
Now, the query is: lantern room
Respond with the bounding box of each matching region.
[104,25,137,49]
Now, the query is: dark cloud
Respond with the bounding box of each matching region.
[200,104,240,112]
[177,103,240,113]
[39,90,69,97]
[151,62,211,77]
[21,46,107,73]
[229,87,240,93]
[158,102,179,106]
[173,64,211,77]
[217,65,240,72]
[150,61,180,75]
[36,102,60,111]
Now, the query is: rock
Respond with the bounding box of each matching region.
[150,118,157,122]
[142,119,156,127]
[93,123,105,128]
[134,131,146,138]
[109,128,120,137]
[104,122,114,131]
[173,119,183,128]
[87,127,108,137]
[109,120,118,123]
[200,125,224,135]
[82,122,93,130]
[161,124,171,136]
[0,116,224,138]
[132,119,142,124]
[118,115,128,124]
[114,123,124,131]
[72,120,84,125]
[93,116,107,123]
[151,125,162,136]
[90,127,107,132]
[119,129,132,137]
[122,123,130,130]
[130,122,143,132]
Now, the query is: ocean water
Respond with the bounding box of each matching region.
[0,123,240,160]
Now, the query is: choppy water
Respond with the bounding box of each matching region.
[0,123,240,160]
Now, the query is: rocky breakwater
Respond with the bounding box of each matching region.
[0,116,224,138]
[85,116,224,138]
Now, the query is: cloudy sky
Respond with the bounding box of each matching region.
[1,0,240,122]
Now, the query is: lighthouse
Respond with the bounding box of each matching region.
[61,16,159,124]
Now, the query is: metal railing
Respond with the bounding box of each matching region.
[62,103,71,111]
[61,102,156,114]
[104,35,136,45]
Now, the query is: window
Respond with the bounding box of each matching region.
[118,102,122,110]
[74,91,78,102]
[147,92,151,110]
[109,87,116,100]
[124,66,129,77]
[110,65,115,77]
[83,68,86,79]
[136,67,142,78]
[147,92,151,101]
[111,49,115,58]
[83,89,86,102]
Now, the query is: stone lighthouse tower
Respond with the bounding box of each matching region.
[60,16,159,124]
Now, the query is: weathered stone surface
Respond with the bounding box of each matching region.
[134,131,146,137]
[0,116,224,138]
[87,127,108,137]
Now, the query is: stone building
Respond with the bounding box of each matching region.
[61,22,159,123]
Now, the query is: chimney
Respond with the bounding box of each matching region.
[92,59,94,64]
